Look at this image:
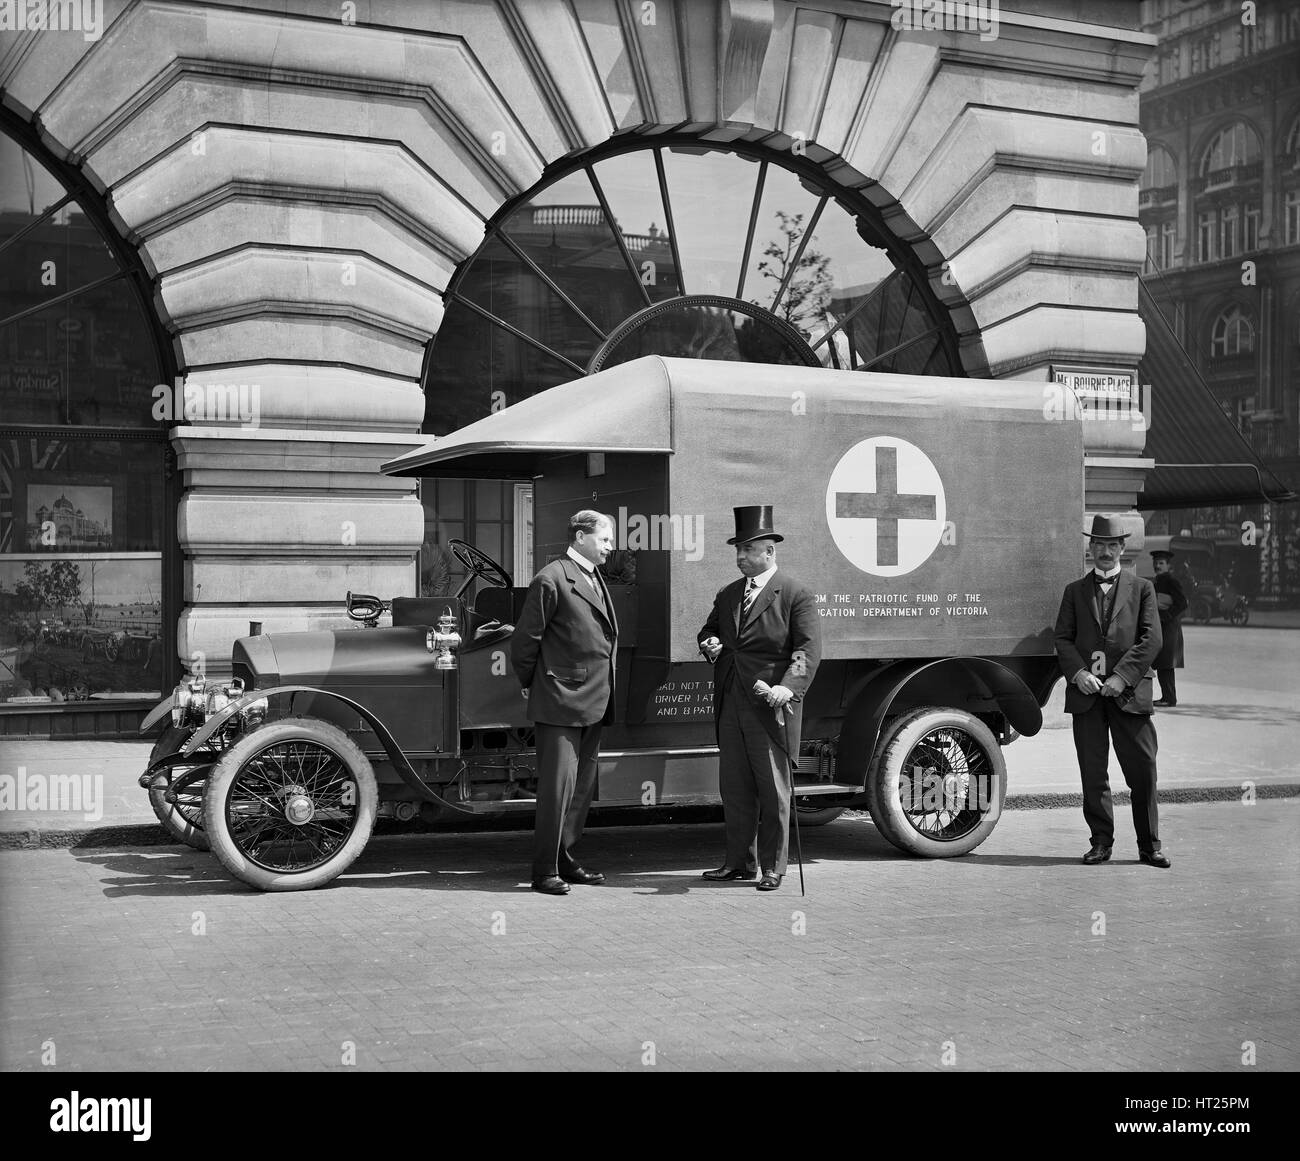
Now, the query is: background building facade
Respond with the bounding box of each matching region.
[2,0,1155,735]
[1139,0,1300,603]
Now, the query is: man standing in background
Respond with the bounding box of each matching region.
[1151,549,1187,707]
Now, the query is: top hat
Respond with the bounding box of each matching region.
[1083,513,1129,541]
[727,505,784,546]
[1149,549,1175,560]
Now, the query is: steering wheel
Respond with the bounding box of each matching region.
[447,538,513,599]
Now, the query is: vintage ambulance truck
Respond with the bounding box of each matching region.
[140,356,1083,890]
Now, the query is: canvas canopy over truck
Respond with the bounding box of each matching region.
[139,356,1084,891]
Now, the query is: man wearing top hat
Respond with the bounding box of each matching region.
[1150,550,1188,707]
[1054,514,1169,868]
[697,506,822,891]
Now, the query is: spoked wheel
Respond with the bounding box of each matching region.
[203,718,377,891]
[147,725,210,850]
[1191,598,1212,624]
[866,706,1005,857]
[1230,603,1249,626]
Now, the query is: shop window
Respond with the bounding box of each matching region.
[0,129,170,712]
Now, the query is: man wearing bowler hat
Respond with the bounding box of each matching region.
[1054,514,1169,867]
[698,506,821,891]
[1150,550,1188,707]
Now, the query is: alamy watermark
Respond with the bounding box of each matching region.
[890,0,1000,41]
[616,506,703,561]
[0,0,104,41]
[151,377,262,428]
[0,767,103,821]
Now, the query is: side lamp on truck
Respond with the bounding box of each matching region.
[427,607,462,670]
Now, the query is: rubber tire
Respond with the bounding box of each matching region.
[865,706,1005,858]
[147,725,210,851]
[1230,603,1249,626]
[793,803,846,827]
[1191,598,1212,624]
[203,717,377,892]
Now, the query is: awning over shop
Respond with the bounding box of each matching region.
[382,358,675,478]
[1138,280,1296,509]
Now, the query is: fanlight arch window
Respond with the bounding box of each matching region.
[1284,113,1300,165]
[1143,146,1177,190]
[1198,122,1261,176]
[1209,305,1255,358]
[422,141,963,435]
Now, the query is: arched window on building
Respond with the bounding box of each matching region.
[1209,304,1255,359]
[419,140,963,591]
[0,122,175,725]
[1199,122,1261,177]
[1194,122,1262,263]
[1140,145,1178,270]
[1284,113,1300,246]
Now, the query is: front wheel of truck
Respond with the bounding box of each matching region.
[147,725,211,851]
[865,706,1005,858]
[203,718,377,891]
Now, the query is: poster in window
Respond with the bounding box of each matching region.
[26,484,113,550]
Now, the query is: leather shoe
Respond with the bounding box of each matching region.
[1081,845,1112,865]
[559,864,605,885]
[756,872,783,891]
[702,866,757,881]
[531,875,570,895]
[1139,850,1172,869]
[1153,698,1177,708]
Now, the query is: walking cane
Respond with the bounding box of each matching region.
[791,781,806,897]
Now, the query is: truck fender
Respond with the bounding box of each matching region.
[139,695,174,736]
[837,657,1042,785]
[180,684,473,814]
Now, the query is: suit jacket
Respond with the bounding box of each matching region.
[1152,572,1186,669]
[698,569,822,755]
[511,556,618,728]
[1054,570,1162,716]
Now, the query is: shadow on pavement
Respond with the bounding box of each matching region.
[1151,704,1300,725]
[66,818,923,897]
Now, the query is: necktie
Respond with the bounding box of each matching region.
[740,580,758,626]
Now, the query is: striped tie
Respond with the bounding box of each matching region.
[740,580,757,626]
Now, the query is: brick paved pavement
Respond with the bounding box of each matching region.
[1,800,1295,1072]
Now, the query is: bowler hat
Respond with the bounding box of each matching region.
[727,505,784,546]
[1083,513,1129,540]
[1150,549,1175,560]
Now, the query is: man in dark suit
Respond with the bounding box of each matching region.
[512,510,618,895]
[698,506,821,892]
[1054,514,1169,868]
[1151,549,1188,707]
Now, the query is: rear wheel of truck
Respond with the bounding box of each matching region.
[866,707,1005,858]
[147,725,210,851]
[203,718,377,891]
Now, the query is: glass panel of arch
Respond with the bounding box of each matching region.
[423,298,577,435]
[455,234,601,369]
[660,146,760,297]
[497,168,646,334]
[1,281,163,426]
[596,300,814,369]
[740,163,824,317]
[791,199,901,370]
[589,150,681,301]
